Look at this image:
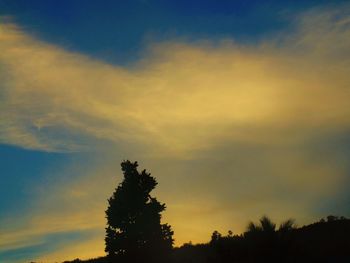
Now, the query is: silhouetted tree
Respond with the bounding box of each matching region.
[105,160,174,262]
[210,230,222,244]
[243,216,296,262]
[327,215,338,222]
[279,219,295,233]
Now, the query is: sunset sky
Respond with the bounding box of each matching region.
[1,0,350,262]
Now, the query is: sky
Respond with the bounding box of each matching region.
[0,0,350,262]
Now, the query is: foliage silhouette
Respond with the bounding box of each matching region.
[242,216,296,262]
[61,215,350,263]
[105,160,173,262]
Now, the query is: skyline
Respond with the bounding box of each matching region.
[1,1,350,262]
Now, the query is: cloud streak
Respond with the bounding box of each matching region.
[1,6,349,156]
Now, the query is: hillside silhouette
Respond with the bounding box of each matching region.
[34,161,350,262]
[61,216,350,263]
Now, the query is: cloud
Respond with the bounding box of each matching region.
[34,235,105,262]
[1,4,350,261]
[0,158,117,261]
[1,6,349,156]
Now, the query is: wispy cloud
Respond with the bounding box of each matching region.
[1,6,349,156]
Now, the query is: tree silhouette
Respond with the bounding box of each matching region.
[243,216,296,262]
[105,160,174,262]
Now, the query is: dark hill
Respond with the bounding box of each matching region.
[60,216,350,263]
[293,218,350,262]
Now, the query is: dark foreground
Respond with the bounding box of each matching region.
[59,216,350,263]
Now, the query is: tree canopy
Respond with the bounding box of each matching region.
[105,160,174,262]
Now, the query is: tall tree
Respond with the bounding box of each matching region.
[105,160,174,262]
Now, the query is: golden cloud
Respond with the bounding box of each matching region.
[1,6,349,156]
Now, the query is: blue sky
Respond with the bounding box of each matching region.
[1,0,344,64]
[1,0,350,262]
